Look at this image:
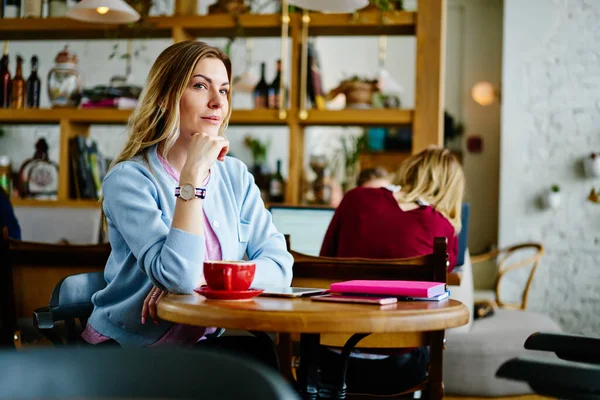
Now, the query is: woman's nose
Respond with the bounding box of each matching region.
[209,93,223,109]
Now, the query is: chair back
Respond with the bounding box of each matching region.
[0,347,300,400]
[471,242,544,309]
[8,239,109,321]
[34,272,107,345]
[292,236,448,290]
[2,239,109,347]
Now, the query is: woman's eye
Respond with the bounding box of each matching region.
[194,83,207,89]
[220,89,229,95]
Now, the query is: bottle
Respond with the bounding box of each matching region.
[26,55,41,108]
[0,155,12,198]
[11,54,25,109]
[269,159,285,203]
[3,0,21,17]
[0,41,10,108]
[268,59,286,109]
[252,62,269,109]
[17,138,59,199]
[23,0,42,17]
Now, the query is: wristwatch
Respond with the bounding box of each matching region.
[175,184,206,201]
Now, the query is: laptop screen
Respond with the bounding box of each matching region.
[269,206,336,256]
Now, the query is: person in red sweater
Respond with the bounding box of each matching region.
[318,147,465,395]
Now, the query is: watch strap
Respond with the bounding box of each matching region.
[175,186,207,199]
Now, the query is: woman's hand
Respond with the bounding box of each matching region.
[182,132,229,181]
[141,286,168,325]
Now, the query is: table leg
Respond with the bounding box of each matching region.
[296,333,320,400]
[427,330,445,400]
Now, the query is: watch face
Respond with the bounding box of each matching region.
[180,184,195,201]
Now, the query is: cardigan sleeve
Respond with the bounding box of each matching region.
[102,164,206,294]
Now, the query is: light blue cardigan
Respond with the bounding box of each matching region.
[88,145,293,347]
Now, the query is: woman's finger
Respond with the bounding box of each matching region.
[141,287,157,324]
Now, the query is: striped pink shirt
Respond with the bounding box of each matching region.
[82,154,220,346]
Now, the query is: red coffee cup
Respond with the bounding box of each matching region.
[203,260,256,291]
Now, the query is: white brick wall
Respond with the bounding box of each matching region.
[500,0,600,334]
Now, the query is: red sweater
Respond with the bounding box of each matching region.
[319,187,458,271]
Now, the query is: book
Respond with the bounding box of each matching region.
[396,290,450,302]
[330,280,446,298]
[311,294,398,305]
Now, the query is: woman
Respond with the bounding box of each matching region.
[82,41,293,362]
[319,147,465,395]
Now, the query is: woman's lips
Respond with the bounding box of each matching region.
[201,116,221,125]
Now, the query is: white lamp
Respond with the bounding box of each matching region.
[66,0,140,24]
[288,0,369,13]
[471,81,498,106]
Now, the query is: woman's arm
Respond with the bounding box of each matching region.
[103,166,206,294]
[238,163,293,287]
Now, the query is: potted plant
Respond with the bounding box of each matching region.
[326,76,379,109]
[545,184,561,209]
[583,152,600,178]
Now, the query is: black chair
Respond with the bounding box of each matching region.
[496,332,600,399]
[0,347,300,399]
[33,271,107,346]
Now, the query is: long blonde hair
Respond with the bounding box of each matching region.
[100,41,232,228]
[393,147,465,232]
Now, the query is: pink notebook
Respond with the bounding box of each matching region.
[330,280,446,298]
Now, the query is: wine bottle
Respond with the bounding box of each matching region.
[0,41,11,108]
[269,159,285,203]
[11,54,25,109]
[253,62,269,109]
[268,59,286,109]
[26,55,41,108]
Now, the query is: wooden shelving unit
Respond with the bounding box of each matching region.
[1,1,445,208]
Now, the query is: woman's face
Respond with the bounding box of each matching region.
[179,57,230,139]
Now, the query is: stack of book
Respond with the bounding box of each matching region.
[312,280,449,305]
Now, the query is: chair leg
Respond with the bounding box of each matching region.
[426,330,444,400]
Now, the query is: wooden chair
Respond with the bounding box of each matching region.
[471,243,544,310]
[281,237,449,400]
[0,237,110,348]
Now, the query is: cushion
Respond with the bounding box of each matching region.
[443,309,562,397]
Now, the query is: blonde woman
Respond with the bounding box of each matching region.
[82,42,293,364]
[319,147,465,395]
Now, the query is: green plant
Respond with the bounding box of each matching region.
[551,184,560,193]
[244,135,270,166]
[333,132,368,190]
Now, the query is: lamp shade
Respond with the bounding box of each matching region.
[66,0,140,24]
[288,0,369,13]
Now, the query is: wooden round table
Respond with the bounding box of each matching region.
[158,293,469,400]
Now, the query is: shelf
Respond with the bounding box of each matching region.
[0,11,415,41]
[308,11,416,36]
[0,108,287,125]
[12,198,100,208]
[303,109,413,126]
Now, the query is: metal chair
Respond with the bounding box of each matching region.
[0,347,300,399]
[33,271,107,346]
[496,331,600,399]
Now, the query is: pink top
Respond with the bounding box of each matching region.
[82,154,220,347]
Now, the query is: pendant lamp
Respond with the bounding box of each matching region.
[66,0,140,24]
[288,0,368,13]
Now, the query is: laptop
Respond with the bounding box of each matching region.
[269,205,336,256]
